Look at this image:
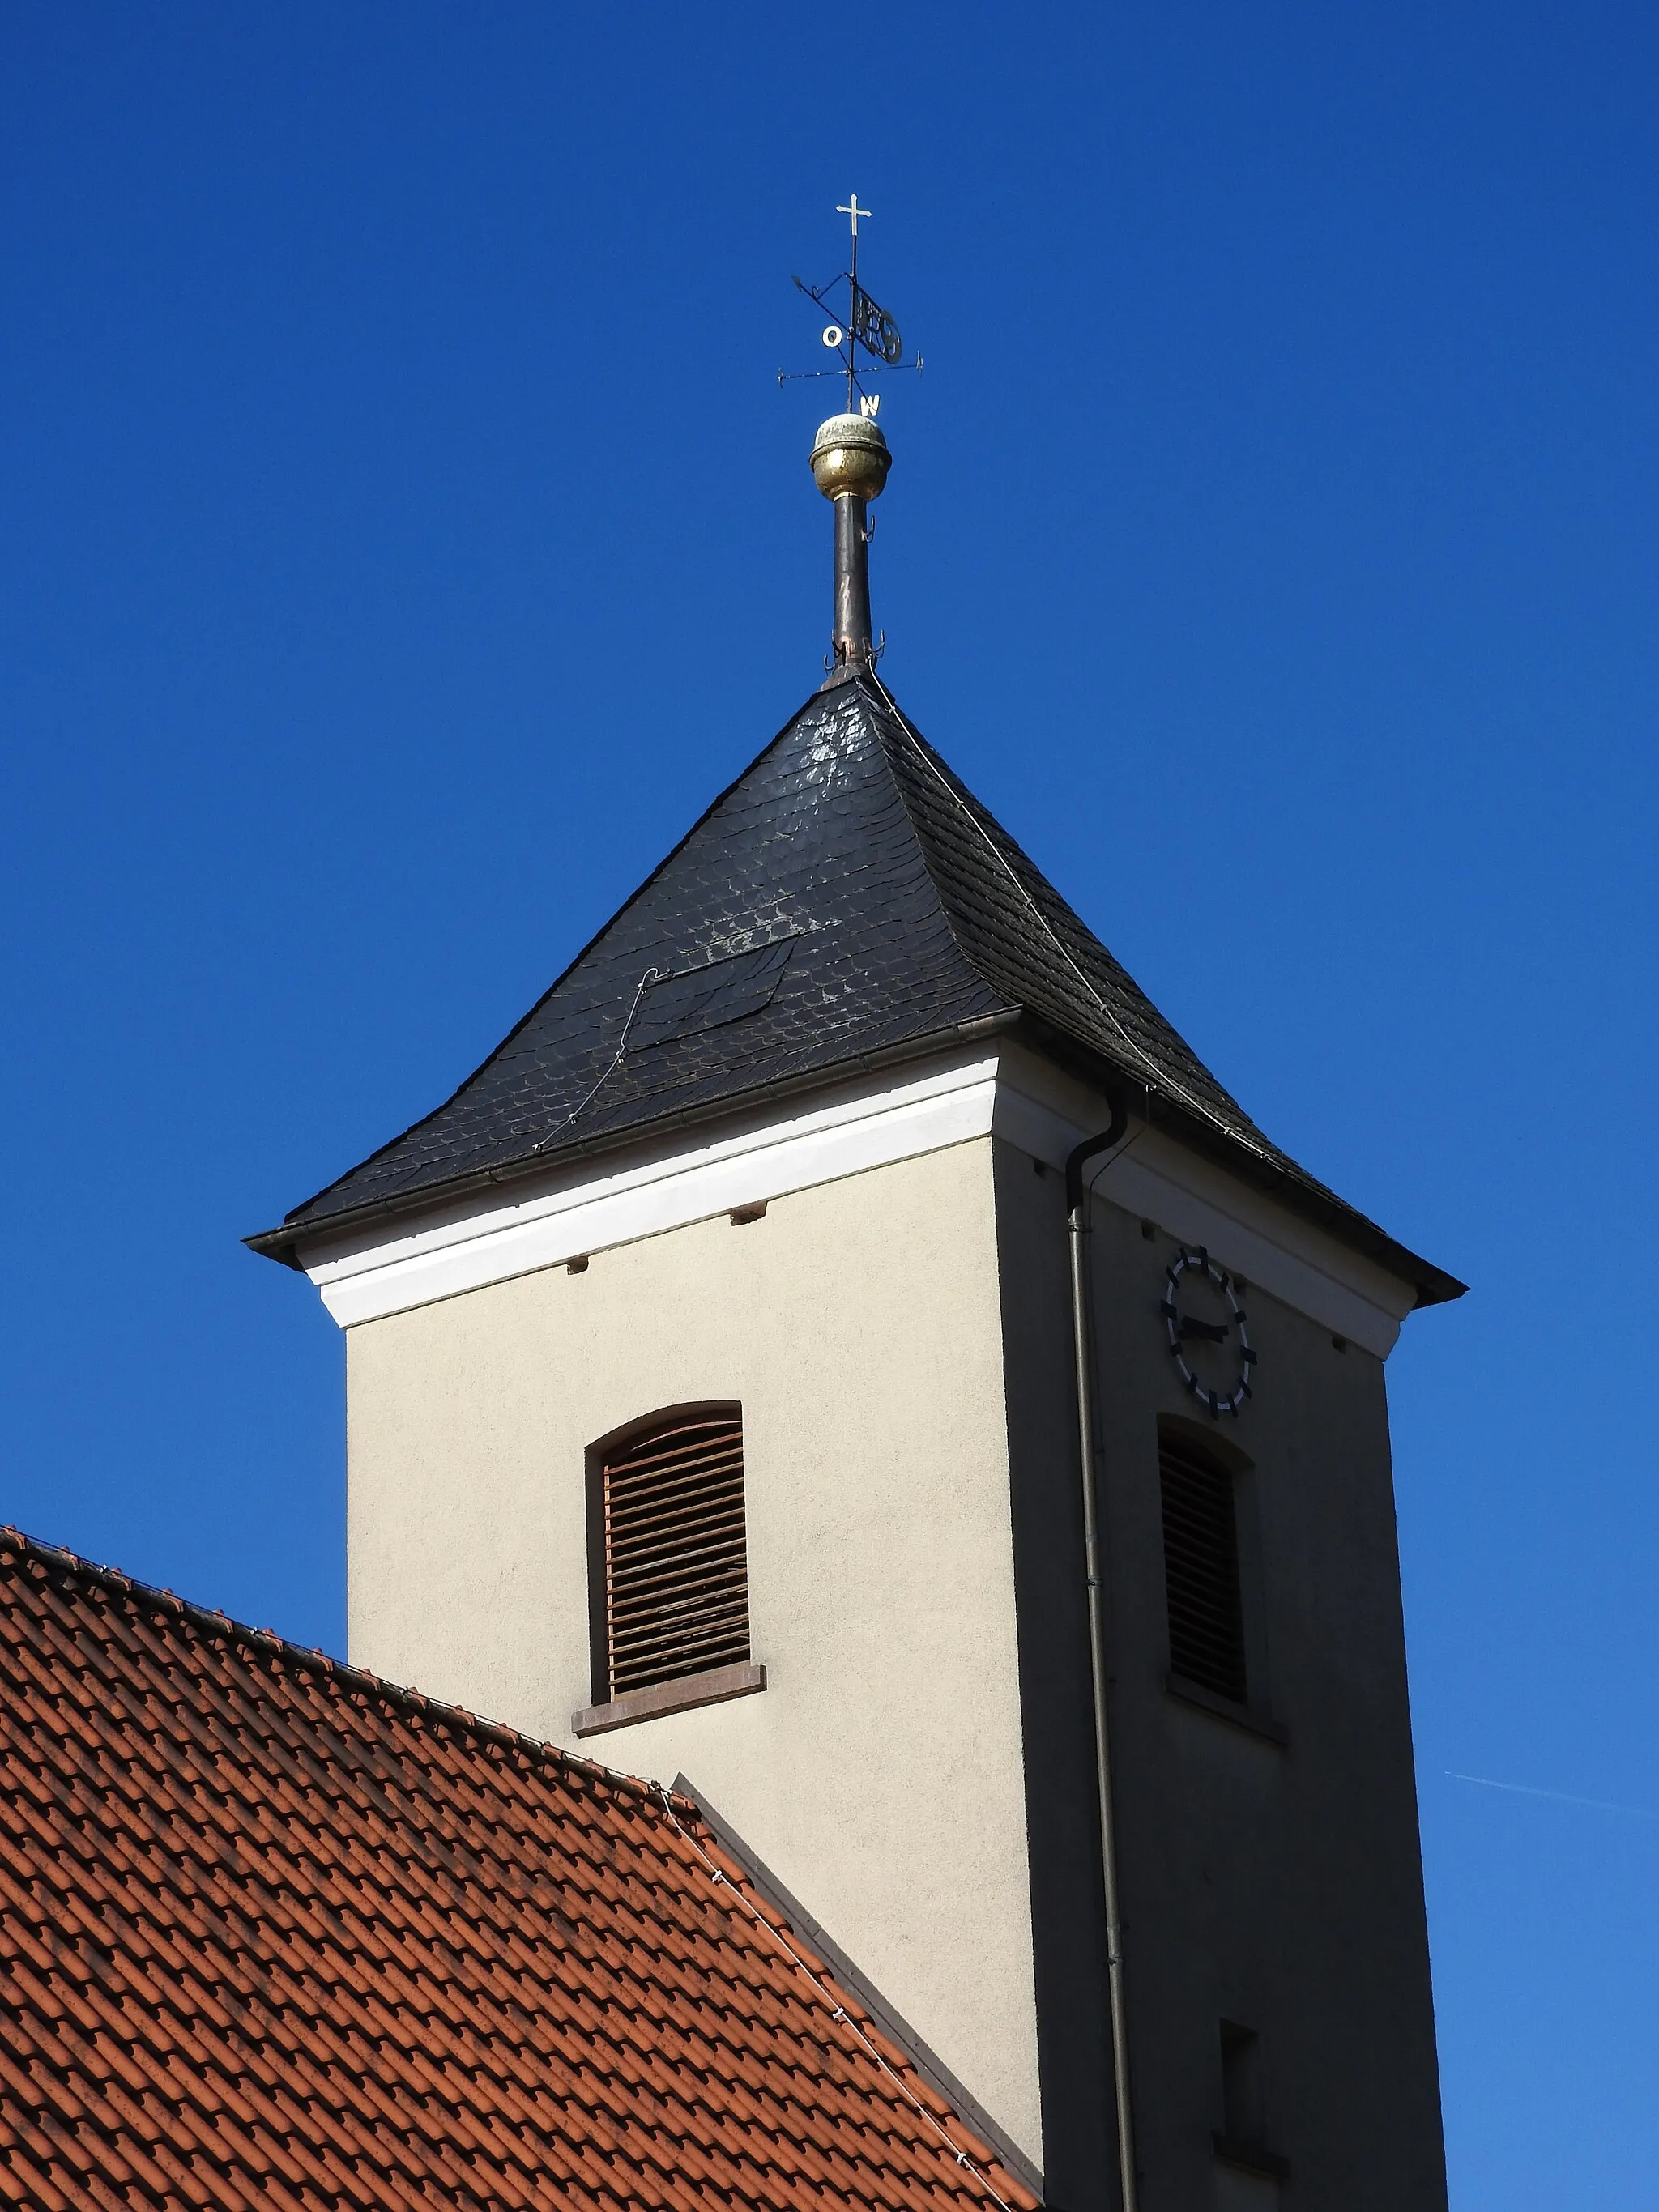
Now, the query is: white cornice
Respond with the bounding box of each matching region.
[301,1053,1004,1328]
[298,1048,1417,1356]
[989,1042,1416,1357]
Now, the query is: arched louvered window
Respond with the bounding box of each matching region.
[576,1407,764,1737]
[1158,1427,1248,1706]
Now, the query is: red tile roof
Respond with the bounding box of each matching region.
[0,1528,1039,2212]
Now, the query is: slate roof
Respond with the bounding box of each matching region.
[0,1525,1040,2212]
[251,671,1460,1306]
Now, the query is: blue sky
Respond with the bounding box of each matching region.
[2,6,1656,2202]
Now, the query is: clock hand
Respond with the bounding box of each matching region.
[1177,1317,1230,1344]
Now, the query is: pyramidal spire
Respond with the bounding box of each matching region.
[248,674,1461,1314]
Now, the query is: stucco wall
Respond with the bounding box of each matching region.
[344,1136,1044,2168]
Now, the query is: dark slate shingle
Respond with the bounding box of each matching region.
[251,674,1460,1304]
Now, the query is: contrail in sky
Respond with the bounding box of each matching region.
[1447,1771,1654,1819]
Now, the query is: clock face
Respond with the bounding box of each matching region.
[1162,1246,1257,1417]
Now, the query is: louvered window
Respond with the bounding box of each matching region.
[1159,1430,1247,1704]
[593,1412,750,1702]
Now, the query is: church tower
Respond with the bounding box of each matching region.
[251,228,1461,2212]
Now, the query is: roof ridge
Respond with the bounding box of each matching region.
[841,671,1017,1016]
[674,1768,1046,2200]
[854,671,1278,1149]
[0,1523,684,1815]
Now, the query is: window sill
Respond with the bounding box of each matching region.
[1213,2133,1290,2182]
[572,1661,766,1739]
[1166,1672,1288,1745]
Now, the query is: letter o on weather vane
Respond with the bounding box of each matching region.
[821,324,844,348]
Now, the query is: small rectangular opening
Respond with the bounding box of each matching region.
[1220,2021,1264,2145]
[1213,2019,1289,2182]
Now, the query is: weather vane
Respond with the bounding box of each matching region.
[780,194,923,415]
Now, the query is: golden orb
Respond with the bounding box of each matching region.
[809,412,893,502]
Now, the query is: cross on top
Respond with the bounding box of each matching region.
[836,194,872,239]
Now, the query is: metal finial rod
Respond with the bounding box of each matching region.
[835,195,872,411]
[792,199,905,680]
[810,412,891,674]
[833,492,873,660]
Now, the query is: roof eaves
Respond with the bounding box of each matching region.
[1012,1010,1465,1307]
[245,1008,1026,1268]
[247,997,1462,1309]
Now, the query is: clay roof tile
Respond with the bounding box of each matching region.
[0,1529,1040,2212]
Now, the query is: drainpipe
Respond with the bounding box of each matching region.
[1065,1103,1138,2212]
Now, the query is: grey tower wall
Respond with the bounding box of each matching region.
[992,1139,1447,2212]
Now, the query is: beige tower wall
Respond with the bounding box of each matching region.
[343,1135,1043,2168]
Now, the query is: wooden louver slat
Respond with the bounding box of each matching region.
[1158,1431,1247,1705]
[602,1415,750,1698]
